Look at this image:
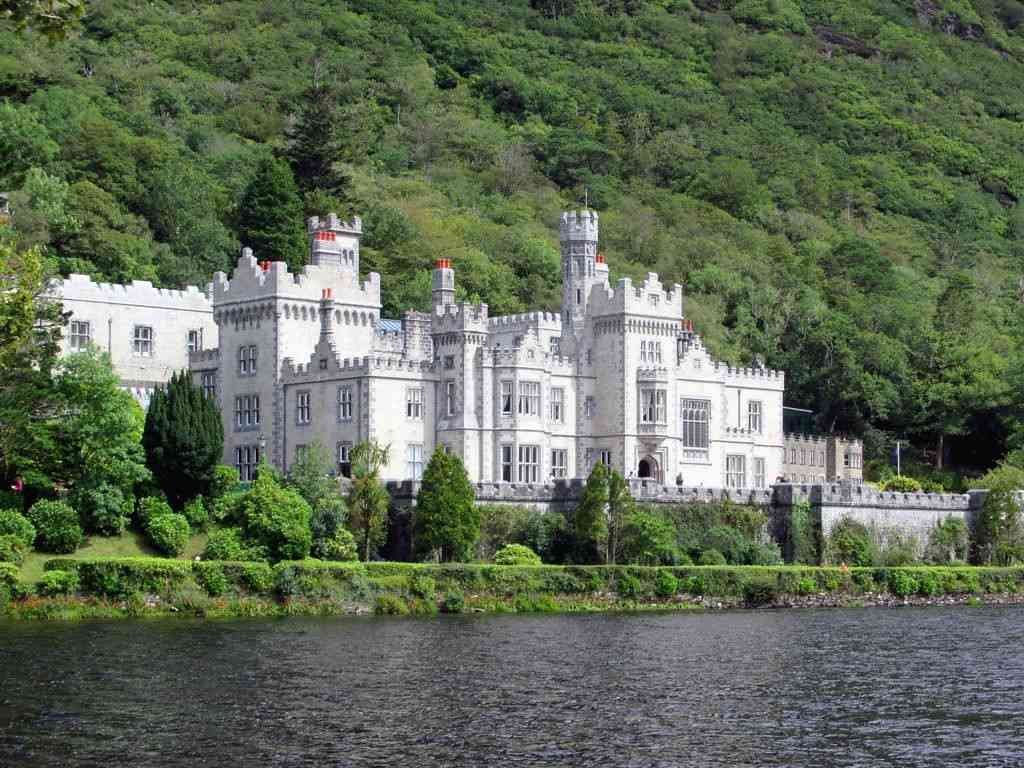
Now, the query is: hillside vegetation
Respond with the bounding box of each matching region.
[4,0,1024,476]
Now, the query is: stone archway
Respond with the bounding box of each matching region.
[638,456,659,480]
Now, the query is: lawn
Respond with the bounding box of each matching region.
[20,529,209,583]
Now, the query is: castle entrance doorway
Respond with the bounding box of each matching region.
[638,456,659,481]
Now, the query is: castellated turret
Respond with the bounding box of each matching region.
[307,213,362,273]
[559,209,605,350]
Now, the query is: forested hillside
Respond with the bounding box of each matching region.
[4,0,1024,478]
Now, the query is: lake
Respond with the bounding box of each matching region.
[1,607,1022,766]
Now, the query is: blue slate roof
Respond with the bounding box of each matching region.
[377,318,402,333]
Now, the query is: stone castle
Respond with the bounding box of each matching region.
[52,209,862,486]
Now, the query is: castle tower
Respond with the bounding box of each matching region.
[307,213,362,274]
[559,209,603,349]
[432,258,455,308]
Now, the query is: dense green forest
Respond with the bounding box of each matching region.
[5,0,1024,480]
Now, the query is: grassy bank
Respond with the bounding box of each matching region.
[3,559,1024,620]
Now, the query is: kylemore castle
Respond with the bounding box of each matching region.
[52,209,862,487]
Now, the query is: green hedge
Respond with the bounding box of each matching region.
[19,559,1024,609]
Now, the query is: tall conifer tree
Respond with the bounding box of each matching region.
[142,371,223,508]
[237,155,308,272]
[285,83,349,198]
[414,448,478,562]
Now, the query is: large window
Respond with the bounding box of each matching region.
[337,442,352,478]
[406,443,424,479]
[338,385,353,421]
[238,345,257,375]
[69,320,91,351]
[500,381,513,415]
[550,387,565,423]
[748,401,762,433]
[445,381,456,417]
[133,325,153,356]
[518,381,540,416]
[681,399,710,458]
[234,395,260,429]
[754,457,766,489]
[406,387,423,420]
[726,454,746,489]
[296,391,311,424]
[200,372,216,400]
[500,444,513,482]
[551,449,568,479]
[640,389,667,424]
[234,445,260,482]
[187,329,203,353]
[517,444,539,483]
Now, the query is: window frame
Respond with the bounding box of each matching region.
[296,390,312,425]
[406,387,424,420]
[517,381,540,416]
[406,442,424,480]
[726,454,746,489]
[517,444,539,483]
[550,387,565,423]
[500,380,513,415]
[337,442,352,478]
[337,385,353,422]
[500,444,513,482]
[69,320,91,351]
[551,448,568,479]
[132,325,153,356]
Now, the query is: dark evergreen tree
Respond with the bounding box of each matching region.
[285,83,349,198]
[573,462,608,564]
[413,448,478,562]
[142,370,223,508]
[237,155,308,273]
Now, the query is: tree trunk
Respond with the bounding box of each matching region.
[936,432,944,470]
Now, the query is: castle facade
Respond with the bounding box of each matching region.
[53,209,859,487]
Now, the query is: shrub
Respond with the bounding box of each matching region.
[237,469,312,561]
[917,571,941,597]
[203,526,264,561]
[196,564,229,596]
[74,483,133,535]
[137,496,173,526]
[58,558,193,597]
[654,569,679,597]
[0,534,28,565]
[926,516,969,564]
[879,475,923,493]
[375,594,410,615]
[37,569,79,596]
[743,580,779,606]
[794,576,817,595]
[442,589,465,613]
[146,513,190,557]
[209,489,245,525]
[888,570,918,597]
[619,509,681,565]
[408,573,436,599]
[744,541,783,565]
[0,509,34,548]
[877,533,918,567]
[314,527,358,561]
[788,499,820,565]
[616,572,643,598]
[210,464,241,500]
[826,517,874,566]
[702,525,748,564]
[27,500,83,554]
[973,465,1024,565]
[182,496,209,530]
[493,543,542,565]
[698,549,727,565]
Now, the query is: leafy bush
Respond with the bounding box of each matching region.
[615,572,643,598]
[493,543,542,565]
[826,517,874,566]
[236,470,312,561]
[888,570,918,597]
[744,542,783,565]
[0,509,35,548]
[442,589,465,613]
[743,579,779,606]
[37,569,79,596]
[203,526,264,561]
[146,513,190,557]
[0,534,28,565]
[702,525,748,564]
[195,564,229,596]
[27,500,83,554]
[654,569,679,597]
[74,483,132,535]
[210,464,241,500]
[698,549,727,566]
[375,594,410,615]
[877,532,919,567]
[926,516,969,564]
[408,573,436,599]
[973,465,1024,565]
[182,496,209,530]
[619,509,681,565]
[917,571,941,597]
[137,496,173,526]
[788,500,820,565]
[879,475,923,493]
[209,490,245,525]
[314,527,358,561]
[52,558,193,598]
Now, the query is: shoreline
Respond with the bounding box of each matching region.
[3,558,1024,620]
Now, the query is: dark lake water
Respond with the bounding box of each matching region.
[1,607,1023,767]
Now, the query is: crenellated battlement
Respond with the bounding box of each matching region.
[53,274,213,311]
[587,274,684,319]
[188,348,221,367]
[212,248,381,308]
[487,311,562,329]
[559,209,599,242]
[485,344,576,372]
[432,301,489,333]
[306,213,362,236]
[714,360,785,385]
